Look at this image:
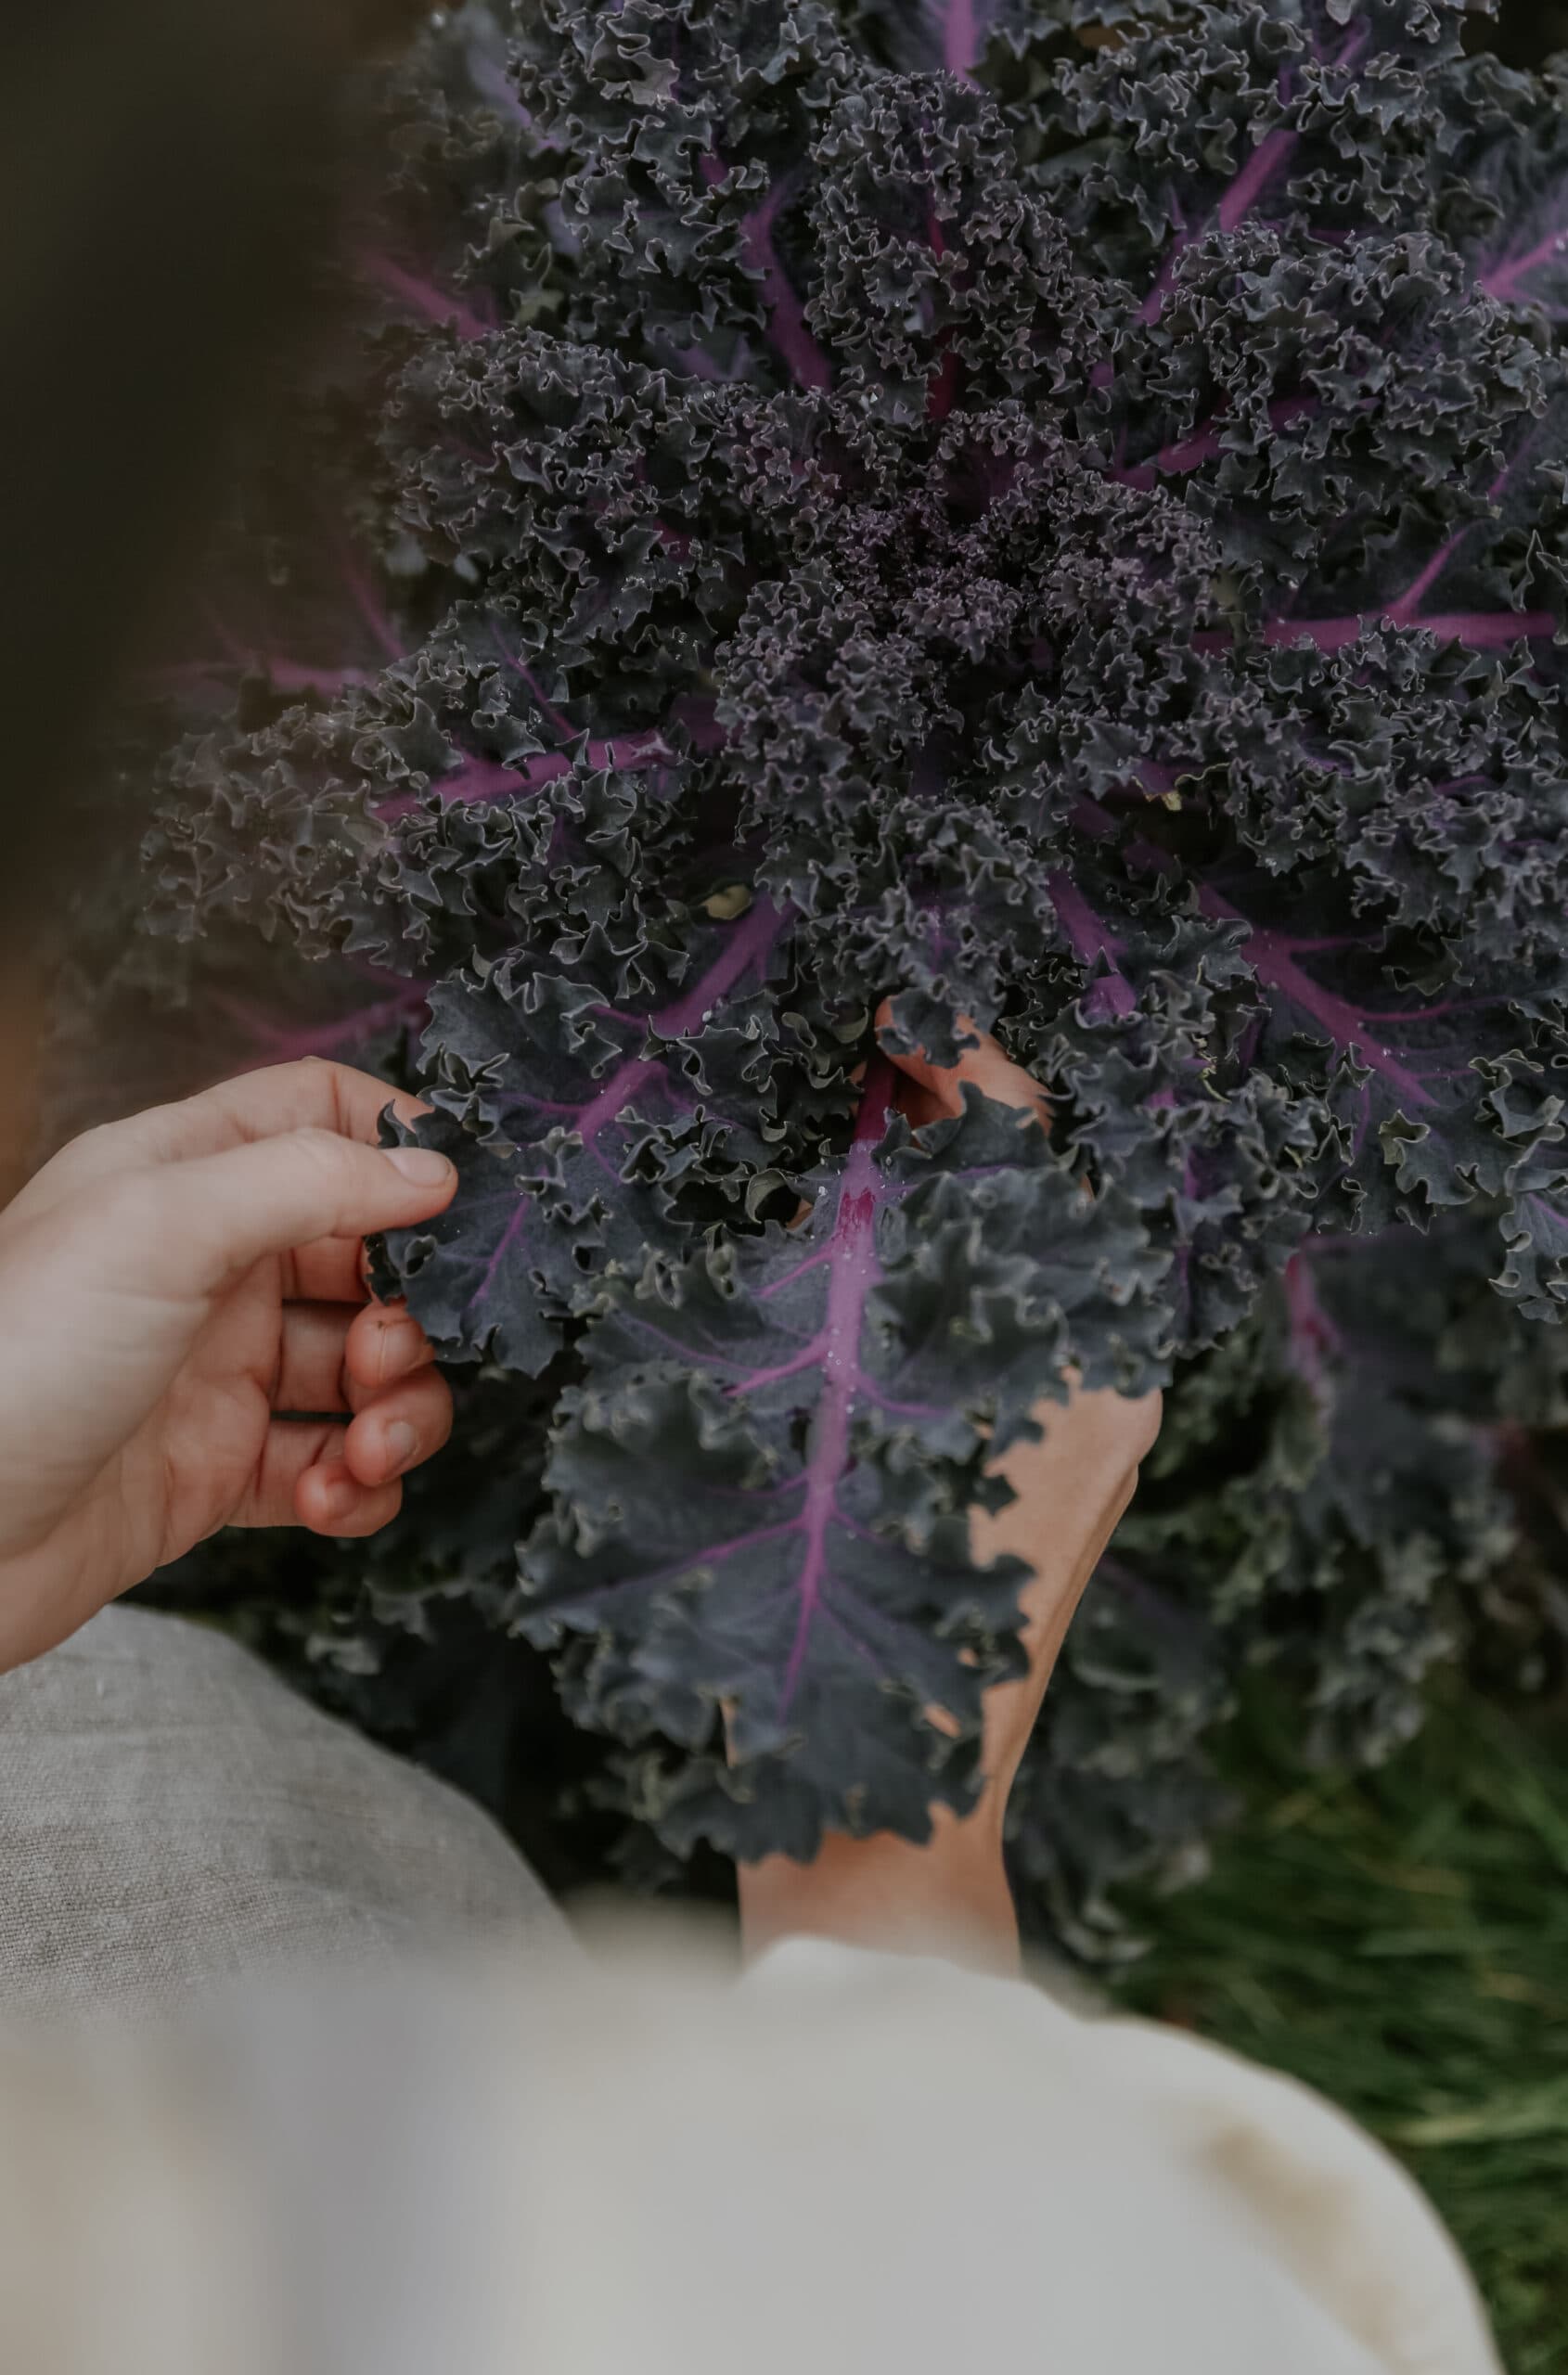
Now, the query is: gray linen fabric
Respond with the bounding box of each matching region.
[0,1604,571,2014]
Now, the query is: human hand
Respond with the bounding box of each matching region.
[0,1059,458,1675]
[887,1017,1163,1817]
[738,1016,1162,1971]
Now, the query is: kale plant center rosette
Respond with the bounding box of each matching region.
[108,0,1568,1928]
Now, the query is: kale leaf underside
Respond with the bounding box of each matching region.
[125,0,1568,1868]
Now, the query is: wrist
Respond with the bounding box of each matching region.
[737,1801,1020,1977]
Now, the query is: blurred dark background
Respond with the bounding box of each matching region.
[1481,0,1568,68]
[0,1,427,947]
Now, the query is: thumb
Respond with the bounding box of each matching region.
[109,1129,456,1302]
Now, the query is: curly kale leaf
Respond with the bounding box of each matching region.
[115,0,1568,1892]
[378,896,803,1355]
[515,1070,1165,1854]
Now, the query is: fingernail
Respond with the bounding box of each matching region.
[384,1420,418,1475]
[384,1147,454,1188]
[316,1465,359,1522]
[375,1315,425,1385]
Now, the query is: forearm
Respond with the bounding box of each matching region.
[737,1398,1148,1973]
[737,1809,1021,1975]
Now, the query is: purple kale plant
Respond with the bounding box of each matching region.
[99,0,1568,1925]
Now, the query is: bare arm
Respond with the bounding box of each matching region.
[738,1021,1161,1974]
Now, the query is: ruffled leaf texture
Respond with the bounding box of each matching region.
[99,0,1568,1906]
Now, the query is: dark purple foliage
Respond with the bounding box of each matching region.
[116,0,1568,1881]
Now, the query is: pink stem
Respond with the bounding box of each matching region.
[556,901,792,1169]
[1282,1249,1341,1421]
[1135,30,1368,328]
[211,982,429,1067]
[649,897,787,1039]
[1198,893,1434,1110]
[361,253,493,343]
[1192,610,1556,656]
[1482,225,1568,308]
[371,734,671,822]
[738,178,833,392]
[779,1059,896,1711]
[944,0,979,80]
[1110,395,1319,490]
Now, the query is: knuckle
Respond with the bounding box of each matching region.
[289,1055,345,1098]
[289,1056,371,1131]
[289,1123,356,1177]
[280,1126,364,1219]
[93,1169,171,1254]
